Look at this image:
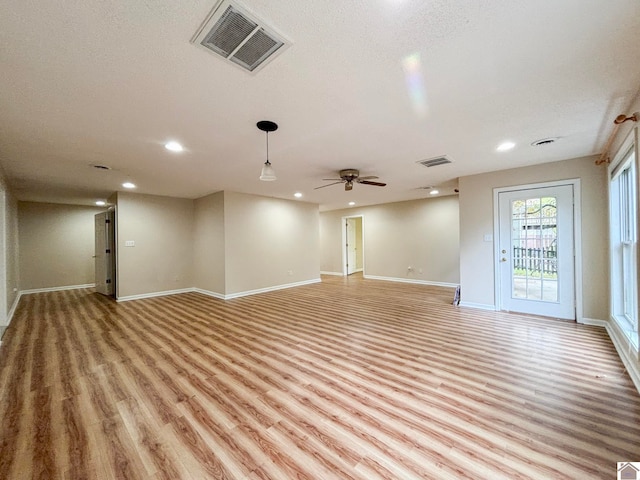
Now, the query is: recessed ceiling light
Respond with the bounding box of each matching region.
[348,201,356,206]
[165,141,184,152]
[430,189,439,195]
[122,182,136,189]
[96,200,106,206]
[294,192,302,198]
[496,141,516,152]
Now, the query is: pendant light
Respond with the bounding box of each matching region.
[257,120,278,181]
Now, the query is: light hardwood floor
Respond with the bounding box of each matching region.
[0,274,639,479]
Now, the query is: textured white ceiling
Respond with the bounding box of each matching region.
[1,0,639,211]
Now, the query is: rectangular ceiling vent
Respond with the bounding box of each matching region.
[417,156,453,168]
[192,0,290,74]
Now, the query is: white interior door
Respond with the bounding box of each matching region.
[346,218,357,275]
[498,185,575,319]
[95,211,114,296]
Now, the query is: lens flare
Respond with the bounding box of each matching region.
[401,53,428,118]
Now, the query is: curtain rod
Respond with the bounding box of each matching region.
[596,112,639,165]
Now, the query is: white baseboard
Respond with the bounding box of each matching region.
[224,278,321,300]
[605,318,640,394]
[117,288,193,303]
[579,317,608,327]
[118,278,322,303]
[363,275,458,288]
[192,288,225,300]
[20,283,96,295]
[2,283,97,331]
[5,293,21,327]
[320,271,343,276]
[458,301,497,311]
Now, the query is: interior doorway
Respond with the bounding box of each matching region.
[95,210,116,296]
[342,215,363,276]
[495,181,579,320]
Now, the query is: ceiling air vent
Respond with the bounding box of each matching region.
[531,137,559,147]
[417,156,452,168]
[192,0,290,73]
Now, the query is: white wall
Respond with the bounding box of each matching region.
[458,155,608,319]
[116,192,194,298]
[320,195,460,285]
[18,202,104,291]
[193,192,225,295]
[223,191,320,295]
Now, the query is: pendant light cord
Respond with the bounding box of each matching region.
[265,132,270,164]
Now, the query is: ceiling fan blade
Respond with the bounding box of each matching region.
[358,176,379,180]
[322,178,344,181]
[314,181,344,190]
[358,180,387,187]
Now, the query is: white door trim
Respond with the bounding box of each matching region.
[493,179,583,321]
[341,214,364,276]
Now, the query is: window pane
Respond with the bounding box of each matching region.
[610,147,638,345]
[511,196,558,302]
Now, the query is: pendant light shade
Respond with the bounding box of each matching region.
[257,120,278,181]
[260,161,276,181]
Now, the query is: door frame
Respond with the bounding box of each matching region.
[493,179,583,321]
[341,215,364,276]
[95,209,116,297]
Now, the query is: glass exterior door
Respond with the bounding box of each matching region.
[499,185,575,319]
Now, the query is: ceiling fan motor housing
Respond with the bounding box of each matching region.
[339,169,360,182]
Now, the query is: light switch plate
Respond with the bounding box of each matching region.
[125,240,135,247]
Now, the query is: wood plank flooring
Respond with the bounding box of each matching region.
[1,274,639,479]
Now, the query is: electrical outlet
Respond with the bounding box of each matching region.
[287,270,293,276]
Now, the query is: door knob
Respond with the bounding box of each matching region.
[501,258,507,262]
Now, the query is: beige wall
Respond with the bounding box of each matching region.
[459,155,608,319]
[5,192,19,312]
[355,217,363,270]
[193,192,225,295]
[320,195,460,284]
[0,170,19,326]
[223,191,320,294]
[319,212,343,274]
[116,192,194,298]
[18,202,104,291]
[114,190,320,298]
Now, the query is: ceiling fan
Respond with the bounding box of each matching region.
[315,169,387,191]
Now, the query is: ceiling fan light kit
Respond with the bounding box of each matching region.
[257,120,278,181]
